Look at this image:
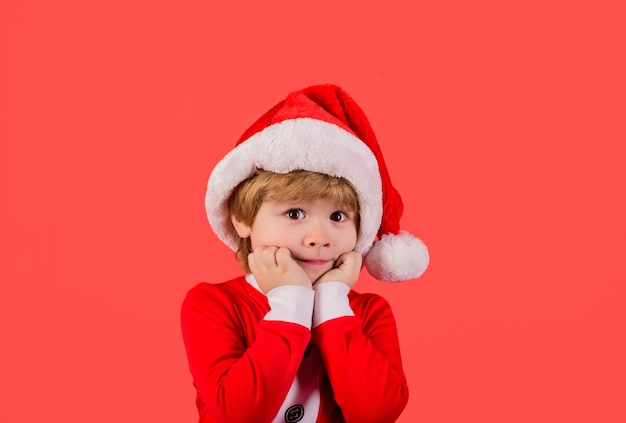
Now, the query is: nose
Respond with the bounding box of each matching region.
[303,220,331,248]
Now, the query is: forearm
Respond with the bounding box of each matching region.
[314,316,408,422]
[204,321,311,423]
[182,284,314,423]
[312,285,408,422]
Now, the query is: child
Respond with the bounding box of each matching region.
[181,84,429,423]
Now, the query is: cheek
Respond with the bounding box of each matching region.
[250,226,291,248]
[342,227,358,250]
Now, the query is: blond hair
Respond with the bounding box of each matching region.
[228,169,360,272]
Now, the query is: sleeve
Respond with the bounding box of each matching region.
[311,291,409,423]
[312,281,354,327]
[181,283,314,423]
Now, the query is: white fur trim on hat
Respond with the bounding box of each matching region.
[364,231,430,282]
[206,117,383,255]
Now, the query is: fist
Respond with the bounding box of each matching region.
[315,251,362,288]
[248,246,312,293]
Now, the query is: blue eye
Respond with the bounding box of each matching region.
[286,209,305,219]
[330,211,347,222]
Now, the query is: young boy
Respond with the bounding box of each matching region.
[181,84,429,423]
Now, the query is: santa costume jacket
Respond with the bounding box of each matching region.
[181,275,409,423]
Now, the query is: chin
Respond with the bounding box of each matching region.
[308,271,330,284]
[299,263,333,284]
[307,274,322,284]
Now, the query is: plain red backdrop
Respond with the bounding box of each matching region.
[1,0,625,422]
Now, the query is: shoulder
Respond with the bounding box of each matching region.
[347,290,398,331]
[348,289,391,313]
[182,276,256,312]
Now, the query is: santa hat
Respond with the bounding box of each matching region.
[206,84,429,281]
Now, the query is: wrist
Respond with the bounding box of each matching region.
[312,281,354,327]
[265,285,315,329]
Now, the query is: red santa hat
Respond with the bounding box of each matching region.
[206,84,429,281]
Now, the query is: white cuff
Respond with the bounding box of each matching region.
[265,285,315,329]
[312,281,354,328]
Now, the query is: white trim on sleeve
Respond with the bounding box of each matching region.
[312,281,354,328]
[264,285,315,329]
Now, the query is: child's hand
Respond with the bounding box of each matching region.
[248,246,312,294]
[315,251,362,289]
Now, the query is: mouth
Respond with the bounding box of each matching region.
[295,258,331,266]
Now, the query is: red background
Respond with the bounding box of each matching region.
[1,1,625,422]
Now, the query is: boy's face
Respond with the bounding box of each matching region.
[232,197,358,283]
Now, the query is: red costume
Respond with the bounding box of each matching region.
[181,276,408,423]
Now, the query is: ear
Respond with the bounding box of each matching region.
[230,215,252,238]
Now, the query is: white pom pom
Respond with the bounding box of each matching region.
[364,231,430,282]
